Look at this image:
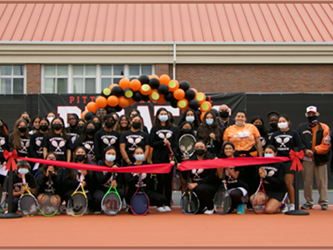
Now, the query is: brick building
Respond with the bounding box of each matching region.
[0,0,332,95]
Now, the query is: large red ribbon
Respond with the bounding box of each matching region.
[3,149,18,171]
[289,150,304,171]
[18,157,173,174]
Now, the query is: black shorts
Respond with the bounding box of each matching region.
[284,161,295,174]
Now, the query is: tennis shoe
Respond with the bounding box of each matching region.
[204,209,214,215]
[156,207,166,212]
[164,206,172,212]
[237,204,245,214]
[301,203,313,210]
[280,204,288,213]
[321,204,329,210]
[288,204,295,211]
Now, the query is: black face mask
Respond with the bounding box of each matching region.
[182,129,192,134]
[105,121,114,128]
[78,125,83,130]
[23,118,29,124]
[307,115,318,127]
[18,127,26,132]
[94,122,101,128]
[255,124,263,131]
[86,128,96,135]
[195,149,205,156]
[269,122,278,129]
[219,111,229,118]
[52,124,62,130]
[40,125,48,132]
[132,121,141,129]
[76,154,85,162]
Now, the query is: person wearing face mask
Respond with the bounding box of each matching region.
[250,145,288,214]
[119,115,150,166]
[268,114,303,212]
[8,119,30,160]
[42,117,71,162]
[66,113,81,150]
[267,111,280,140]
[62,147,95,214]
[73,121,97,165]
[217,104,235,130]
[30,118,49,161]
[5,161,36,213]
[0,118,9,191]
[197,111,224,158]
[45,112,57,128]
[296,106,331,211]
[114,115,131,135]
[178,109,200,135]
[126,147,168,213]
[149,107,178,211]
[77,119,86,131]
[94,114,120,164]
[93,146,125,214]
[251,116,268,152]
[91,116,102,131]
[29,116,41,135]
[128,109,149,133]
[183,140,219,214]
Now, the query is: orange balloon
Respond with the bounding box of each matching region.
[128,98,136,106]
[109,83,118,91]
[140,84,152,95]
[118,96,129,108]
[196,92,206,104]
[119,78,130,90]
[129,79,141,92]
[168,80,179,92]
[177,99,188,109]
[157,94,166,104]
[81,111,88,119]
[173,89,185,100]
[87,102,98,113]
[107,95,119,107]
[200,101,212,112]
[159,74,171,85]
[95,96,107,108]
[149,74,159,80]
[200,112,206,121]
[149,89,160,101]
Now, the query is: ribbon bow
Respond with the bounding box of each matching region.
[3,149,18,171]
[289,150,304,171]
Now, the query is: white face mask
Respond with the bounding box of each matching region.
[278,122,289,130]
[18,168,29,175]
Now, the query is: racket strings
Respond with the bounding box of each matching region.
[181,192,199,214]
[102,193,122,215]
[39,193,59,215]
[19,195,38,216]
[67,193,87,215]
[253,191,268,214]
[131,193,149,215]
[214,189,232,215]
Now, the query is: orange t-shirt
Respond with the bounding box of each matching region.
[223,123,260,152]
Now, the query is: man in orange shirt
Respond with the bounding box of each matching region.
[297,106,331,210]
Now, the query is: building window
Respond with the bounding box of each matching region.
[73,65,96,93]
[0,65,25,94]
[101,65,124,90]
[129,65,153,78]
[44,65,68,93]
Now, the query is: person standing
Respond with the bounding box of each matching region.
[217,104,235,129]
[297,106,331,210]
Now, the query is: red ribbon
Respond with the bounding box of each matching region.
[289,150,304,171]
[3,149,18,171]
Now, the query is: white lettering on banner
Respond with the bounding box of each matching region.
[57,106,82,125]
[137,106,152,133]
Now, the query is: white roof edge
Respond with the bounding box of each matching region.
[0,41,333,45]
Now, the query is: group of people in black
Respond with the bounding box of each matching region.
[0,103,330,215]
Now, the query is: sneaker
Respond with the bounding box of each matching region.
[321,204,329,210]
[301,203,313,210]
[164,206,172,212]
[247,204,253,211]
[280,204,288,213]
[156,207,166,212]
[288,204,295,211]
[204,209,214,215]
[237,204,245,214]
[93,211,102,215]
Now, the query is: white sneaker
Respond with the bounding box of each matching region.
[204,209,214,215]
[288,204,295,211]
[280,204,288,213]
[156,207,166,212]
[164,206,172,212]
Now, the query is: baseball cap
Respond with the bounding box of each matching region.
[306,106,317,113]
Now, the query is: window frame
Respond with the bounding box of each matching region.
[0,64,26,94]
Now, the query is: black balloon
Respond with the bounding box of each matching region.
[111,85,123,97]
[138,75,149,84]
[106,106,116,114]
[133,92,143,101]
[142,95,150,101]
[149,78,160,89]
[84,111,94,120]
[164,92,173,102]
[171,99,178,108]
[158,84,169,95]
[179,81,190,91]
[189,99,200,110]
[115,105,123,112]
[185,89,196,100]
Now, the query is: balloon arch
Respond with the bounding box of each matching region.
[82,74,212,120]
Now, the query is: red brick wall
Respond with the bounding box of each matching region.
[26,64,40,94]
[175,64,333,93]
[155,64,171,77]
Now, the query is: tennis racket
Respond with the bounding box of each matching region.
[101,173,122,216]
[39,171,60,217]
[167,143,181,191]
[67,174,88,217]
[179,134,196,158]
[253,177,268,214]
[214,168,232,215]
[19,173,38,216]
[130,174,150,216]
[180,171,199,215]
